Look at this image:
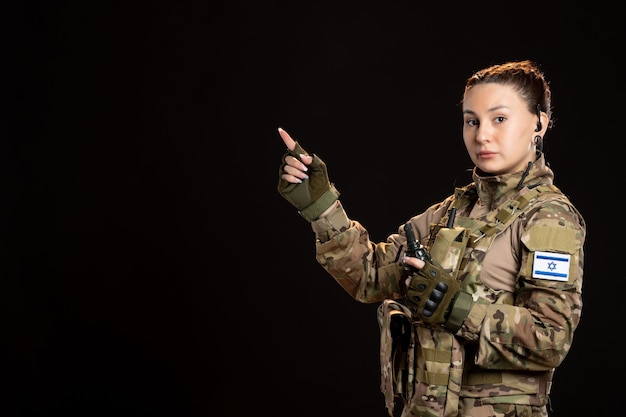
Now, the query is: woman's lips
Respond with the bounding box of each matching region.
[478,151,497,158]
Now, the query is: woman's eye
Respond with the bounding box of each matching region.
[466,120,478,126]
[495,116,506,123]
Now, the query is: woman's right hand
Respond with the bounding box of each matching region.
[278,127,313,184]
[276,127,340,221]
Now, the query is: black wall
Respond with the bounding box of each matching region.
[4,1,620,416]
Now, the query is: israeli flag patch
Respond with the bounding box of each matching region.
[532,251,570,281]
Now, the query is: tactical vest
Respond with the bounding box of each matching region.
[378,184,571,417]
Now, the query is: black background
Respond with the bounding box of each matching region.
[4,1,621,416]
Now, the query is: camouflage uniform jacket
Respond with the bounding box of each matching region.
[310,152,585,414]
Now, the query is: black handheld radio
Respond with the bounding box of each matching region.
[403,222,431,276]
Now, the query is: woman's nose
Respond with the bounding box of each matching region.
[475,125,490,143]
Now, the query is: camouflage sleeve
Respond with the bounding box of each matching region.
[461,199,586,371]
[310,199,449,303]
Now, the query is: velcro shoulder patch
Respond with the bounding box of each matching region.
[521,218,578,254]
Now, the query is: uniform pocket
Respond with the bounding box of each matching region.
[429,227,470,279]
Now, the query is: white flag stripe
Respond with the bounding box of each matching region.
[532,251,570,282]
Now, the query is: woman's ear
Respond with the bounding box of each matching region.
[535,111,549,135]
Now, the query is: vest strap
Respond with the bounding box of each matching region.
[422,347,452,363]
[416,368,450,386]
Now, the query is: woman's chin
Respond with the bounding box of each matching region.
[476,162,502,176]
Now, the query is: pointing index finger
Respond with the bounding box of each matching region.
[278,127,296,151]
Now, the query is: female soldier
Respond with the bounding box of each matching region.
[277,60,586,417]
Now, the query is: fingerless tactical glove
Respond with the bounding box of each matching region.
[405,261,473,333]
[277,142,340,222]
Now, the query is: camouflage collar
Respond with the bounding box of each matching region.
[471,152,554,210]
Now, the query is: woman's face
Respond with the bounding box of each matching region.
[462,83,541,176]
